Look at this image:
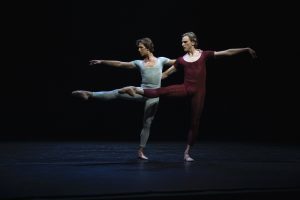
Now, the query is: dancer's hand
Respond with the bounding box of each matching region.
[248,48,257,59]
[89,60,102,65]
[162,73,167,80]
[118,86,137,96]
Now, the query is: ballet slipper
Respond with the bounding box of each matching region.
[71,90,91,100]
[184,154,194,162]
[138,151,149,160]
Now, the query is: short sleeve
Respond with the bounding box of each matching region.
[205,51,215,60]
[173,58,182,70]
[131,60,141,71]
[159,57,170,65]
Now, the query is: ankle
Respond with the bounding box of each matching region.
[138,151,148,160]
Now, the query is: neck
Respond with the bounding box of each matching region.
[187,48,197,56]
[144,53,155,61]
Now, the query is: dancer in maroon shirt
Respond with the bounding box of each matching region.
[119,32,257,161]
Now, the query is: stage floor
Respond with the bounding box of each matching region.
[1,140,300,199]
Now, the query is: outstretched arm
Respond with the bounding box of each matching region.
[214,47,257,59]
[162,65,177,80]
[89,60,135,69]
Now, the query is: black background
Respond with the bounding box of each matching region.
[3,1,296,142]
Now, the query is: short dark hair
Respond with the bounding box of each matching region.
[136,37,154,53]
[182,32,198,48]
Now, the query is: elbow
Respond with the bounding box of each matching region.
[116,62,123,68]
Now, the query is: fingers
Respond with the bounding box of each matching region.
[249,48,257,59]
[89,60,100,65]
[251,50,257,59]
[89,60,95,65]
[118,87,136,96]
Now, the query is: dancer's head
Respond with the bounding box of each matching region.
[136,37,154,57]
[182,32,198,52]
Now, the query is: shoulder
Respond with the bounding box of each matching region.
[174,56,184,68]
[132,59,143,65]
[176,56,184,63]
[157,57,170,61]
[202,50,215,59]
[131,60,144,69]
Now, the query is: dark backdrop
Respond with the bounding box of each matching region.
[3,1,294,142]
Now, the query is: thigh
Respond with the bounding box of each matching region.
[158,84,188,97]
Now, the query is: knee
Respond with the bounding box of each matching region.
[144,118,154,127]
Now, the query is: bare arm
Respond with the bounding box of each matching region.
[162,65,177,80]
[166,59,176,66]
[89,60,135,69]
[214,47,257,59]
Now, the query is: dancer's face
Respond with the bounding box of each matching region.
[137,43,149,57]
[182,36,194,52]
